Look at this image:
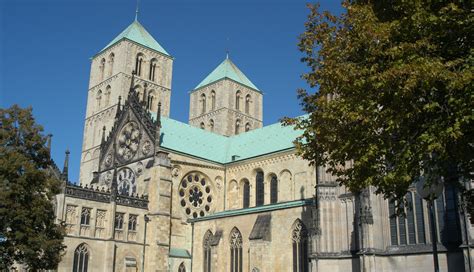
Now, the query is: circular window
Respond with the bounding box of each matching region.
[178,172,214,218]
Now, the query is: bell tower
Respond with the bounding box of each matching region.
[189,56,263,136]
[79,19,173,184]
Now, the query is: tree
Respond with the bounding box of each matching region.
[285,1,473,208]
[0,105,65,270]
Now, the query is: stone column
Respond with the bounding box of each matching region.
[145,150,173,272]
[357,188,376,272]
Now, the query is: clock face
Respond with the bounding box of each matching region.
[117,122,141,162]
[117,167,136,196]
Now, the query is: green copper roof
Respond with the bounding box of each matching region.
[169,248,191,259]
[150,113,301,164]
[194,58,260,92]
[189,199,314,223]
[100,20,170,56]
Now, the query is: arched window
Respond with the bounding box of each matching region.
[149,58,157,81]
[200,122,205,129]
[230,227,243,272]
[209,119,214,132]
[96,90,102,110]
[211,90,216,110]
[270,174,278,204]
[245,94,251,114]
[243,179,250,208]
[147,95,154,111]
[105,85,111,106]
[108,53,114,77]
[135,53,144,76]
[201,93,206,114]
[73,243,90,272]
[100,58,106,80]
[203,230,213,272]
[245,123,251,132]
[256,170,264,206]
[235,91,241,110]
[291,220,308,272]
[235,119,240,135]
[178,262,186,272]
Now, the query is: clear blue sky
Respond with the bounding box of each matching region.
[0,0,343,182]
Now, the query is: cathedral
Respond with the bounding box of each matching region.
[53,17,472,272]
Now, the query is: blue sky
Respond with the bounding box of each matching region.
[0,0,343,182]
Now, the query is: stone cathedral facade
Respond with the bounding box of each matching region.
[53,18,473,272]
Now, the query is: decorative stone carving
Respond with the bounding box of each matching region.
[171,166,181,177]
[116,121,140,162]
[142,140,152,155]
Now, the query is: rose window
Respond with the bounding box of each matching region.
[179,172,213,218]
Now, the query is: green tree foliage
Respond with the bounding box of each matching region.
[285,1,473,206]
[0,105,65,270]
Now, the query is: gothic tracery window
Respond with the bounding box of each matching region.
[178,262,186,272]
[128,214,137,231]
[80,207,91,225]
[256,170,264,206]
[230,227,243,272]
[292,220,308,272]
[115,212,124,230]
[73,243,90,272]
[203,230,212,272]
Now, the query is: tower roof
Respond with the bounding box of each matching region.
[100,20,170,57]
[194,57,260,92]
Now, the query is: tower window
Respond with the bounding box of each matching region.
[201,93,206,114]
[200,122,205,129]
[96,90,102,110]
[210,119,214,132]
[105,85,111,106]
[235,119,240,135]
[147,95,154,111]
[245,123,251,132]
[270,174,278,204]
[255,170,264,206]
[100,58,106,81]
[178,262,186,272]
[235,91,241,110]
[149,58,157,81]
[108,53,114,77]
[242,179,250,208]
[135,53,144,76]
[211,90,216,110]
[245,94,251,114]
[230,227,243,272]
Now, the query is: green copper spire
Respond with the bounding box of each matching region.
[194,57,260,92]
[100,20,170,57]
